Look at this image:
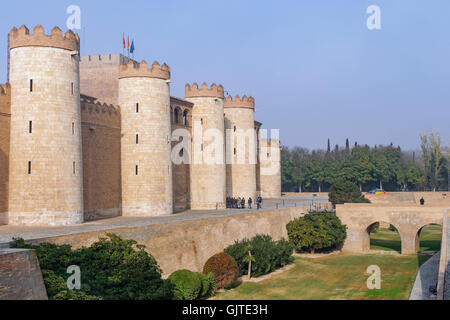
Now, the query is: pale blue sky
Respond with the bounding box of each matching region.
[1,0,449,150]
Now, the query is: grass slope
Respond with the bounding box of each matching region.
[214,225,442,300]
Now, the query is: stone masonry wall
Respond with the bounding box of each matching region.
[224,104,257,201]
[21,206,307,276]
[8,46,84,226]
[186,96,227,210]
[0,84,11,225]
[80,54,131,106]
[81,98,121,221]
[0,249,48,300]
[259,139,281,199]
[119,77,173,216]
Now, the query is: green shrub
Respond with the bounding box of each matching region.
[53,290,103,300]
[287,212,347,253]
[224,235,294,278]
[329,180,371,207]
[168,270,202,300]
[197,272,216,298]
[167,270,216,300]
[203,252,239,289]
[12,234,174,300]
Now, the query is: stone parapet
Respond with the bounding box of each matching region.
[224,95,255,109]
[9,25,80,52]
[118,60,170,80]
[0,249,48,300]
[185,83,224,99]
[80,96,120,129]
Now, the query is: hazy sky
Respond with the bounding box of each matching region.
[1,0,449,150]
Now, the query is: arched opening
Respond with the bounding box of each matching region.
[170,107,173,123]
[174,107,181,124]
[367,222,402,254]
[183,110,189,126]
[416,224,442,254]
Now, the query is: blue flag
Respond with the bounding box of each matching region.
[130,40,135,54]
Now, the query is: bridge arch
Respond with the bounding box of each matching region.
[413,223,443,253]
[363,220,404,254]
[336,204,447,255]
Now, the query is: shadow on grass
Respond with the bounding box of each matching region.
[370,238,401,254]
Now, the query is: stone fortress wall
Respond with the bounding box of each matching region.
[0,84,11,225]
[80,95,121,221]
[8,25,84,226]
[0,25,282,226]
[119,61,173,217]
[224,95,257,201]
[185,83,227,210]
[260,138,282,199]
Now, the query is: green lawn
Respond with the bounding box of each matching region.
[370,224,442,253]
[213,225,443,300]
[213,253,426,300]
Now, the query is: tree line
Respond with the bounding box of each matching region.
[282,132,449,193]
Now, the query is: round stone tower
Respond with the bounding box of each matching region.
[259,138,282,199]
[224,95,257,202]
[185,83,226,210]
[119,60,173,216]
[8,25,83,226]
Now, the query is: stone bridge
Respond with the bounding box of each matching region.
[336,204,449,254]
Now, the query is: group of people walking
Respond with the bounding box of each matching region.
[226,196,264,210]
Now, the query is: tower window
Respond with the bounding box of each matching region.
[136,134,139,144]
[201,144,204,151]
[28,161,31,174]
[136,165,139,175]
[73,162,76,174]
[71,82,74,95]
[234,148,237,155]
[136,103,139,113]
[30,79,33,92]
[234,126,237,132]
[29,121,32,134]
[200,118,203,125]
[72,122,75,135]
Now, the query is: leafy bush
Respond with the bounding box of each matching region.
[168,270,202,300]
[168,270,216,300]
[12,234,173,300]
[329,180,371,207]
[287,212,347,253]
[224,235,294,278]
[198,272,216,298]
[203,252,239,289]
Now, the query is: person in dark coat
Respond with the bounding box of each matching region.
[248,197,253,209]
[241,198,245,209]
[420,197,425,206]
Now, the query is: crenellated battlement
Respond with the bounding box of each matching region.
[118,60,170,80]
[224,95,255,109]
[185,83,225,99]
[9,25,80,52]
[0,83,11,115]
[81,96,120,128]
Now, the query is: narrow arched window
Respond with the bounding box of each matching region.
[183,110,189,126]
[174,108,180,124]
